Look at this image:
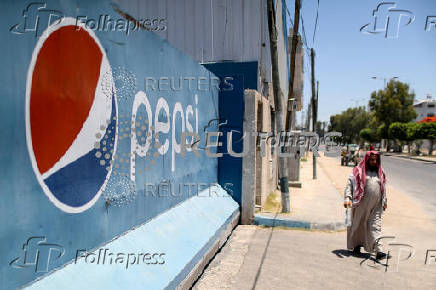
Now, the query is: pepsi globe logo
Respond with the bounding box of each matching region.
[25,18,118,213]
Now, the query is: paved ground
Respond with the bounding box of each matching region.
[320,155,436,240]
[254,155,344,230]
[194,226,436,290]
[381,155,436,221]
[195,154,436,289]
[332,154,436,222]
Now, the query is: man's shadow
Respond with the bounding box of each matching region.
[332,249,390,268]
[332,249,371,259]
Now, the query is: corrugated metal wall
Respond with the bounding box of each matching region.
[113,0,289,99]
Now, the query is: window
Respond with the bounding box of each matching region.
[428,103,435,108]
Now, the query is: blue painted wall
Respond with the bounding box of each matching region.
[0,1,222,288]
[203,61,258,205]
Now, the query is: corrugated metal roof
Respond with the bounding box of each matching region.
[113,0,290,98]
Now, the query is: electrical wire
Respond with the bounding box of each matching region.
[300,14,309,49]
[313,0,320,44]
[284,0,294,27]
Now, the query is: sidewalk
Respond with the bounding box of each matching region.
[318,155,436,237]
[194,225,436,290]
[254,153,345,231]
[194,155,436,289]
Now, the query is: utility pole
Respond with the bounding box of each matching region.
[316,81,319,128]
[305,100,311,155]
[267,0,290,213]
[286,0,302,188]
[306,100,311,131]
[286,0,301,131]
[311,48,317,179]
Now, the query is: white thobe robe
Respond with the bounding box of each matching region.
[344,169,386,253]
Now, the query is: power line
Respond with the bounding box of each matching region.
[285,4,294,28]
[312,0,320,44]
[300,14,309,49]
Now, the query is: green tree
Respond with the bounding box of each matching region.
[359,128,377,143]
[369,80,417,125]
[329,106,371,144]
[369,80,417,150]
[389,122,408,141]
[377,123,388,139]
[406,123,421,154]
[388,122,418,153]
[368,112,380,132]
[417,122,436,155]
[389,122,406,152]
[411,123,426,154]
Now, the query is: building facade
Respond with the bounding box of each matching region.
[414,97,436,122]
[113,0,293,211]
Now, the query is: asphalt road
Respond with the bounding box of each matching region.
[335,154,436,219]
[381,155,436,218]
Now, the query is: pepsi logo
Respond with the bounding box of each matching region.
[25,18,117,213]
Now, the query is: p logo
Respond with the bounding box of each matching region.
[25,18,117,213]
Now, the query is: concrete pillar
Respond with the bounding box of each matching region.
[241,90,257,224]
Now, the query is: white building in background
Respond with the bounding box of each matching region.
[414,95,436,121]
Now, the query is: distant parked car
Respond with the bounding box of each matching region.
[375,143,381,151]
[341,144,360,166]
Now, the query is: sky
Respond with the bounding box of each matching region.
[285,0,436,124]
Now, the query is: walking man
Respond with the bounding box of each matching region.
[344,151,389,260]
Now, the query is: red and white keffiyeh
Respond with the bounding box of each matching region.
[348,151,386,207]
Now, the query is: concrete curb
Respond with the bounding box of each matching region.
[253,214,346,231]
[177,210,240,290]
[289,181,302,188]
[384,153,436,163]
[24,188,240,290]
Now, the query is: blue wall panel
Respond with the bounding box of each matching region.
[202,61,258,205]
[0,1,222,288]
